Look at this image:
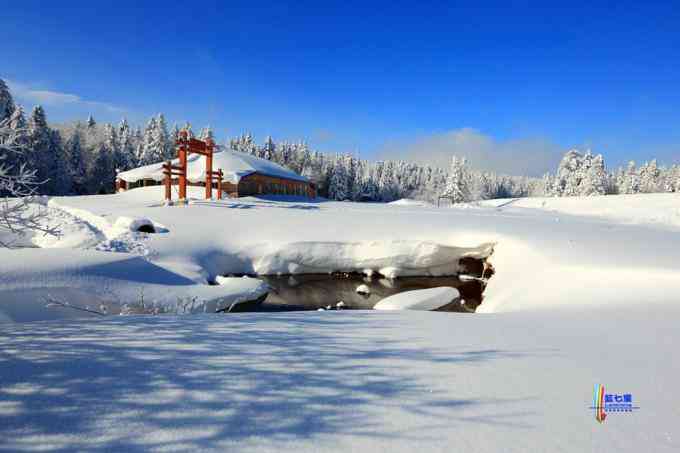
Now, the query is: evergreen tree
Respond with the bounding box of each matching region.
[199,126,214,141]
[118,118,136,169]
[441,156,472,204]
[51,129,71,195]
[26,106,55,194]
[639,159,660,193]
[0,79,15,122]
[170,123,180,148]
[105,122,129,175]
[90,143,114,194]
[138,117,162,165]
[622,161,639,194]
[3,106,28,172]
[65,123,87,194]
[156,113,172,160]
[580,153,607,196]
[328,157,350,200]
[262,136,275,160]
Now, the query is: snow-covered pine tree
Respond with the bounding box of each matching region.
[554,150,583,197]
[65,123,87,194]
[86,114,96,129]
[170,123,180,149]
[155,114,172,160]
[378,160,398,201]
[328,156,350,200]
[540,173,555,197]
[105,122,129,177]
[294,141,310,175]
[183,122,194,139]
[26,106,55,194]
[199,126,214,142]
[89,142,114,194]
[441,156,472,204]
[137,116,163,165]
[579,153,607,196]
[0,79,15,122]
[638,159,660,193]
[622,161,640,194]
[261,136,274,160]
[670,165,680,193]
[50,129,71,195]
[117,118,136,170]
[2,106,28,172]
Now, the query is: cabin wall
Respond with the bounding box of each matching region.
[237,173,314,197]
[118,173,315,199]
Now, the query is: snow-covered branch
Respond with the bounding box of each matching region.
[0,119,60,247]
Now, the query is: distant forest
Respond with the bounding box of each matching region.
[2,78,679,203]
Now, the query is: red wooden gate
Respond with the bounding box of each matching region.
[164,130,223,203]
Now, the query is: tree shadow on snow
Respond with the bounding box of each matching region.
[0,313,541,452]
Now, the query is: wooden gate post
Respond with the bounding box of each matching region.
[205,137,214,199]
[217,169,223,200]
[178,130,188,203]
[163,161,172,202]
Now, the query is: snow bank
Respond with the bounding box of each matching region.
[0,249,269,321]
[247,240,494,277]
[8,188,680,314]
[374,287,459,310]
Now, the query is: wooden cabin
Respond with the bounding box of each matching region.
[116,148,316,198]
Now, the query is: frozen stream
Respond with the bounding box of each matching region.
[232,273,486,313]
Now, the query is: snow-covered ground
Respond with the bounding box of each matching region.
[3,186,677,313]
[1,189,679,451]
[1,308,678,452]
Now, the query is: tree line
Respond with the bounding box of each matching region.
[1,78,678,203]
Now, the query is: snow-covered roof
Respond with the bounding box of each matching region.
[117,149,309,184]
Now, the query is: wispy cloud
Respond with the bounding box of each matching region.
[378,128,565,176]
[6,79,125,114]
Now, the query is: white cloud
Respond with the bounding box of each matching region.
[378,128,565,176]
[6,80,124,113]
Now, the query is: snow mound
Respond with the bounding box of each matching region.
[374,287,459,311]
[356,284,371,295]
[113,216,157,233]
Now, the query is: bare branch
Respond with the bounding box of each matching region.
[43,294,107,316]
[0,119,60,247]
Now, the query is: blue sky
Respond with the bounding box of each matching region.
[2,0,679,174]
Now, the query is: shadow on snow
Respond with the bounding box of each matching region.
[0,313,541,451]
